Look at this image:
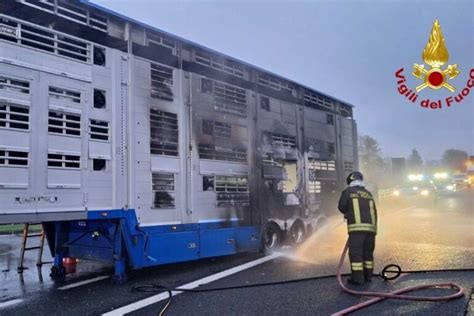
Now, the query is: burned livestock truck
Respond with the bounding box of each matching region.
[0,0,358,281]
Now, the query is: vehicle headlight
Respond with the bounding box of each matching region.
[420,189,430,196]
[393,190,400,196]
[446,185,454,191]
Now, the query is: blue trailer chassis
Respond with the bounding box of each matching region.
[42,209,261,283]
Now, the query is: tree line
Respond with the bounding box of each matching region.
[357,135,470,187]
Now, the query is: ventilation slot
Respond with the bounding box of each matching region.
[344,161,354,172]
[195,51,244,78]
[150,109,178,156]
[0,104,29,130]
[49,86,81,103]
[0,150,28,166]
[22,0,108,32]
[258,74,293,92]
[152,173,175,208]
[215,176,249,207]
[0,17,91,62]
[202,119,231,138]
[0,76,30,94]
[308,179,321,194]
[47,153,80,169]
[308,159,336,171]
[89,119,109,141]
[199,144,247,163]
[48,111,81,136]
[212,81,247,118]
[146,31,177,54]
[271,133,296,149]
[151,63,173,101]
[340,105,353,118]
[304,91,334,110]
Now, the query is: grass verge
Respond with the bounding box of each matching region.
[0,224,42,235]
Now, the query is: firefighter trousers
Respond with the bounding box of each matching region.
[348,231,376,282]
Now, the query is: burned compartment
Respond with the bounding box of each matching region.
[262,156,301,207]
[150,62,174,101]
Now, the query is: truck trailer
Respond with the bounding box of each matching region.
[0,0,358,282]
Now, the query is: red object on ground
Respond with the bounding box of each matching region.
[332,240,464,315]
[62,257,77,265]
[62,257,78,274]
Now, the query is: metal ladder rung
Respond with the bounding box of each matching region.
[18,223,46,273]
[24,246,41,251]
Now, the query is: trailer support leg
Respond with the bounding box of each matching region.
[50,222,66,279]
[112,220,127,284]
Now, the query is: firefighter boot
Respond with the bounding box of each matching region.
[364,261,374,282]
[347,277,364,286]
[348,262,364,285]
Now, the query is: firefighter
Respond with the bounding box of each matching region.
[338,171,378,285]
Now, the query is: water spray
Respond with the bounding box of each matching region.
[133,217,469,315]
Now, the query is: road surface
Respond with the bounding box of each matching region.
[0,189,473,315]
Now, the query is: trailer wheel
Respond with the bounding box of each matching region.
[262,222,282,251]
[306,224,314,236]
[289,220,306,245]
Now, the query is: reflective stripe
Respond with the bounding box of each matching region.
[352,198,361,224]
[369,200,375,225]
[348,227,376,233]
[347,223,376,233]
[348,223,374,227]
[364,261,374,269]
[351,262,363,271]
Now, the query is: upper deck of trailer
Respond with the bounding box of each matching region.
[80,0,355,108]
[0,0,354,117]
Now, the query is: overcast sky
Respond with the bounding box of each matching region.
[93,0,474,160]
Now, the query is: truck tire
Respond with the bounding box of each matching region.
[289,220,306,245]
[262,222,282,251]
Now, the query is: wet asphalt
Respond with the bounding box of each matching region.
[0,189,473,315]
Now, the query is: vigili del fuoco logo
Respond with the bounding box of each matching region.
[395,19,474,109]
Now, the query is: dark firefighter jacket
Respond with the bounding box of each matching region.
[338,186,378,234]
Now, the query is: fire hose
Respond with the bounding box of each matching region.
[332,239,465,315]
[134,239,468,315]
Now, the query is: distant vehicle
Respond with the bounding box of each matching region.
[392,180,435,199]
[431,178,456,196]
[452,173,469,190]
[466,168,474,187]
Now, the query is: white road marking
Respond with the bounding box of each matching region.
[58,275,109,290]
[0,298,24,309]
[102,253,281,316]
